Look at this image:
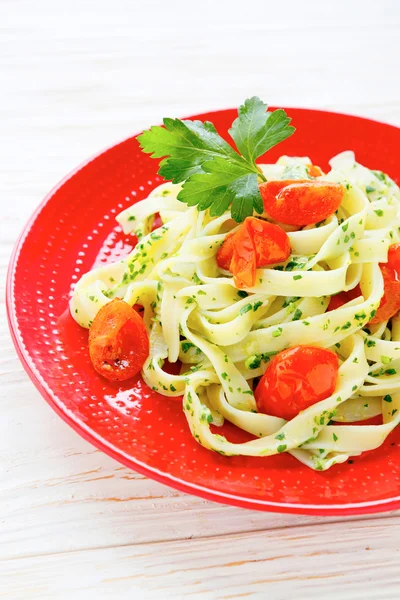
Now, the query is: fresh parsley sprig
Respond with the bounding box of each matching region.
[138,97,295,222]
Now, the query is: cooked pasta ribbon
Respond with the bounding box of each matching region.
[70,152,400,470]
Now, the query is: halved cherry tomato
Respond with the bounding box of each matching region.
[216,231,235,271]
[255,346,339,421]
[230,221,257,288]
[89,298,149,381]
[369,244,400,324]
[249,217,291,265]
[388,243,400,273]
[307,164,324,178]
[259,180,344,226]
[327,284,362,311]
[216,217,291,288]
[369,265,400,324]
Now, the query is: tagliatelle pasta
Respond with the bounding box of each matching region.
[70,151,400,471]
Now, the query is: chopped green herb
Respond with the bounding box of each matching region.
[277,444,287,453]
[285,261,298,271]
[240,303,252,315]
[282,296,300,308]
[293,274,302,281]
[292,308,303,321]
[384,394,392,403]
[354,312,366,321]
[182,341,194,353]
[245,355,261,370]
[272,327,283,337]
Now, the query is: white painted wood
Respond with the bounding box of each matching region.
[1,0,400,597]
[2,516,400,600]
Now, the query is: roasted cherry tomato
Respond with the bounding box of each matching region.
[387,243,400,273]
[216,217,290,288]
[307,164,324,178]
[249,217,291,266]
[89,298,149,381]
[229,220,257,288]
[369,265,400,324]
[216,231,235,271]
[327,284,362,311]
[259,180,344,226]
[255,346,339,421]
[369,244,400,324]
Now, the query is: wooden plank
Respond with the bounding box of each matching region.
[1,516,400,599]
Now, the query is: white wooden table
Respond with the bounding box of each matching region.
[1,1,400,598]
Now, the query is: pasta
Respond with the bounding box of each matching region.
[70,151,400,471]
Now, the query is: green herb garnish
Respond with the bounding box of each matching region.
[137,97,295,222]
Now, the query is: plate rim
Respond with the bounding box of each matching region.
[7,106,400,515]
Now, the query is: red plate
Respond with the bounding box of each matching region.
[7,108,400,515]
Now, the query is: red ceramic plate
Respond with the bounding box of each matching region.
[7,108,400,515]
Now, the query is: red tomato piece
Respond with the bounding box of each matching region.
[327,284,362,311]
[387,243,400,273]
[369,244,400,324]
[259,180,345,226]
[216,231,235,271]
[307,164,324,177]
[230,221,257,288]
[152,213,163,231]
[255,346,339,421]
[216,217,291,288]
[369,265,400,324]
[89,298,149,381]
[246,217,291,266]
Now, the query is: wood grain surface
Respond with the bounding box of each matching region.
[1,0,400,598]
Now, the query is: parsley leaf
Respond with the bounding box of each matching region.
[138,97,295,222]
[229,97,295,163]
